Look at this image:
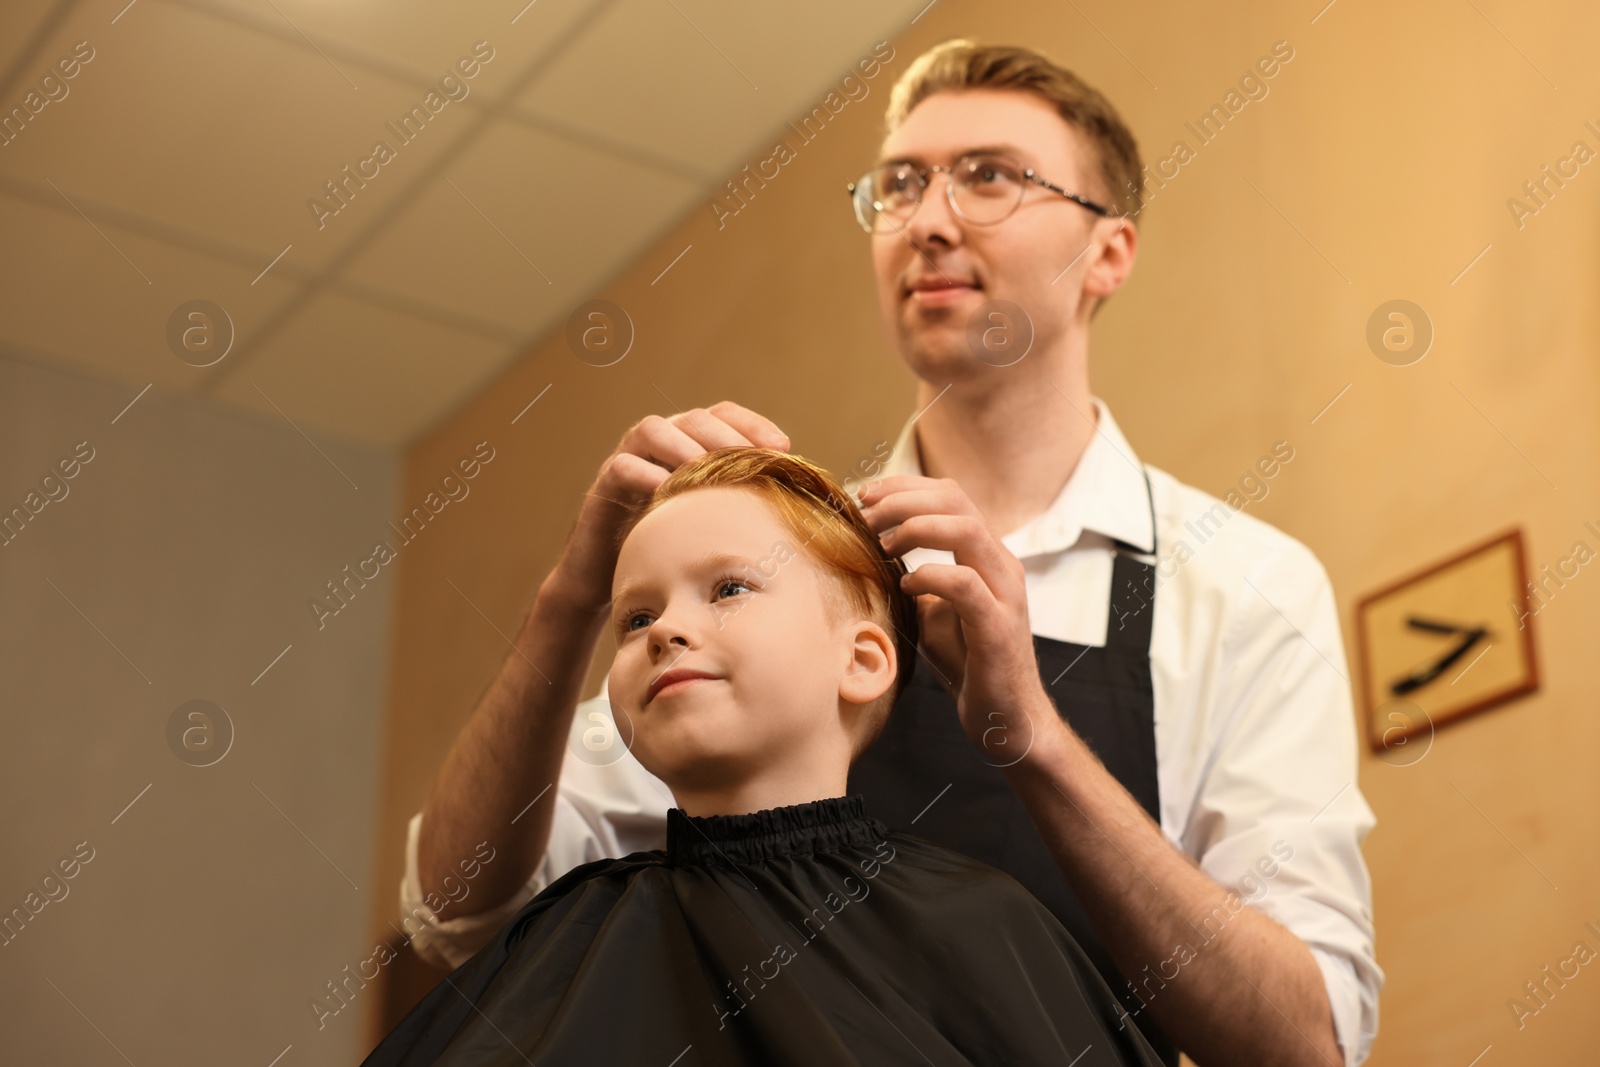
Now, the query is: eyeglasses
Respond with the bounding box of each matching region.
[845,151,1114,234]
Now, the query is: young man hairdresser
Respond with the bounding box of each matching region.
[405,39,1381,1067]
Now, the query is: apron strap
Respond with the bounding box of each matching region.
[1105,466,1157,654]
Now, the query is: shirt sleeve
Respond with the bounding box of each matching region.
[1179,538,1384,1066]
[398,686,675,971]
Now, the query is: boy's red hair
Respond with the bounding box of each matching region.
[617,447,919,760]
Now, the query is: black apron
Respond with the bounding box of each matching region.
[848,468,1177,1065]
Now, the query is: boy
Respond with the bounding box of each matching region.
[366,448,1160,1066]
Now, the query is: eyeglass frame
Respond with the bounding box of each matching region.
[844,151,1117,234]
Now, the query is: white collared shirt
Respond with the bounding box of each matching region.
[399,397,1382,1065]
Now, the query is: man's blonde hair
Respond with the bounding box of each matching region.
[883,38,1145,218]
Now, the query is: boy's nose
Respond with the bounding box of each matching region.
[649,614,695,656]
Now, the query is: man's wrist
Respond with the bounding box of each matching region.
[537,569,611,620]
[1005,688,1078,782]
[512,573,611,677]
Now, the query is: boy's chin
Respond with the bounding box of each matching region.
[644,743,764,797]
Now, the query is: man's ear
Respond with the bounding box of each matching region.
[1082,216,1138,313]
[838,620,895,708]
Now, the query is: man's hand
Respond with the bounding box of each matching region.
[550,401,791,614]
[417,401,788,932]
[857,474,1051,765]
[862,481,1346,1067]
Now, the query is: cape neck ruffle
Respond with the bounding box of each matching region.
[666,793,887,866]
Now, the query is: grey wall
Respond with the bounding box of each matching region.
[0,354,398,1066]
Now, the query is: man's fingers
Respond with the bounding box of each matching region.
[607,403,791,510]
[858,484,978,530]
[618,414,714,473]
[665,406,757,452]
[900,562,1002,638]
[913,592,967,692]
[856,474,940,506]
[706,400,791,451]
[881,515,1019,596]
[623,403,788,476]
[602,451,672,505]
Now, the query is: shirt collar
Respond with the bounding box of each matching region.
[878,395,1153,558]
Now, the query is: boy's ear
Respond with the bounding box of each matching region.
[838,620,895,707]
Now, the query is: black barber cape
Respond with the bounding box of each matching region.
[364,794,1161,1067]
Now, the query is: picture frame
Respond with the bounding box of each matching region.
[1353,528,1540,753]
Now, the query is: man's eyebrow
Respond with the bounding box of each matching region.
[612,551,763,611]
[874,143,1033,167]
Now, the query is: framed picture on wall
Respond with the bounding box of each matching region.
[1354,528,1540,754]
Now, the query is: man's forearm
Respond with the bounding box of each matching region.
[416,576,611,923]
[1004,701,1342,1067]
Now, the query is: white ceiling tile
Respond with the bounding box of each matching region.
[211,292,512,447]
[341,118,703,336]
[173,0,604,85]
[0,0,499,271]
[0,190,301,391]
[513,0,922,175]
[3,0,922,450]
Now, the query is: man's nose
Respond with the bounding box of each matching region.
[904,171,963,248]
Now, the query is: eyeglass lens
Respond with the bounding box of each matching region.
[858,154,1024,231]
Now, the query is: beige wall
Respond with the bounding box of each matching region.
[0,355,397,1066]
[372,1,1600,1061]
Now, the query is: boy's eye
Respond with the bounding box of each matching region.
[717,577,753,600]
[620,576,753,634]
